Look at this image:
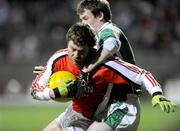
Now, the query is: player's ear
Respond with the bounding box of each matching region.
[97,12,104,21]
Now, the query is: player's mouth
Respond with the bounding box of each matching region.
[72,58,82,66]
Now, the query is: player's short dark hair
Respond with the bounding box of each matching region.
[66,22,96,49]
[77,0,112,22]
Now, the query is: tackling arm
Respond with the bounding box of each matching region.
[104,59,176,113]
[83,37,120,73]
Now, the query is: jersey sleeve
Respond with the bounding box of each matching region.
[31,49,68,100]
[103,37,121,55]
[103,58,162,95]
[99,28,121,55]
[99,28,116,41]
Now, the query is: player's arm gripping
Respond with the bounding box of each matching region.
[51,80,77,99]
[31,79,77,100]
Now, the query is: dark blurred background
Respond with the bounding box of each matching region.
[0,0,180,104]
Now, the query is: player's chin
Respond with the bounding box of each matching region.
[72,59,82,66]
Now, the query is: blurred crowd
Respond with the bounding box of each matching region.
[0,0,180,98]
[0,0,180,64]
[111,0,180,52]
[0,0,78,64]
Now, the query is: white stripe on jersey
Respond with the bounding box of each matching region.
[32,49,68,92]
[103,59,162,95]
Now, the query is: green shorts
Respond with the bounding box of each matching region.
[104,101,128,129]
[104,95,140,131]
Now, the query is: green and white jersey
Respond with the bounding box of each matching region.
[96,22,121,55]
[96,22,136,64]
[96,22,121,45]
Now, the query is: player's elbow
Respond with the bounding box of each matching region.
[103,38,121,55]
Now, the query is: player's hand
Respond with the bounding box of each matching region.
[33,66,44,75]
[152,94,176,113]
[30,87,51,101]
[53,79,77,98]
[75,71,93,98]
[30,87,37,99]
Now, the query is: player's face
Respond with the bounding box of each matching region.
[79,9,103,33]
[68,40,89,67]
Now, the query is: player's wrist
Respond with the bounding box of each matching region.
[152,92,162,97]
[43,88,51,100]
[82,68,89,73]
[51,87,65,98]
[49,89,55,99]
[52,83,77,99]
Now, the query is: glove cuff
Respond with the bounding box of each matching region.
[53,88,61,98]
[152,92,162,97]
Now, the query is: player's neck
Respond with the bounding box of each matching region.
[97,21,109,33]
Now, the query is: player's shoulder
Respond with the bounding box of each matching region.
[52,48,68,56]
[55,48,68,54]
[48,48,68,62]
[99,28,115,41]
[99,22,121,40]
[103,22,121,31]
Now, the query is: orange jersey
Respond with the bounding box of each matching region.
[32,49,162,119]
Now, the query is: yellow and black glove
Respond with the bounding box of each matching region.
[53,80,77,98]
[152,93,176,113]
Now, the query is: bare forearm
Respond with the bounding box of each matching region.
[83,48,111,72]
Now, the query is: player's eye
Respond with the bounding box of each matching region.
[79,50,85,54]
[83,17,88,20]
